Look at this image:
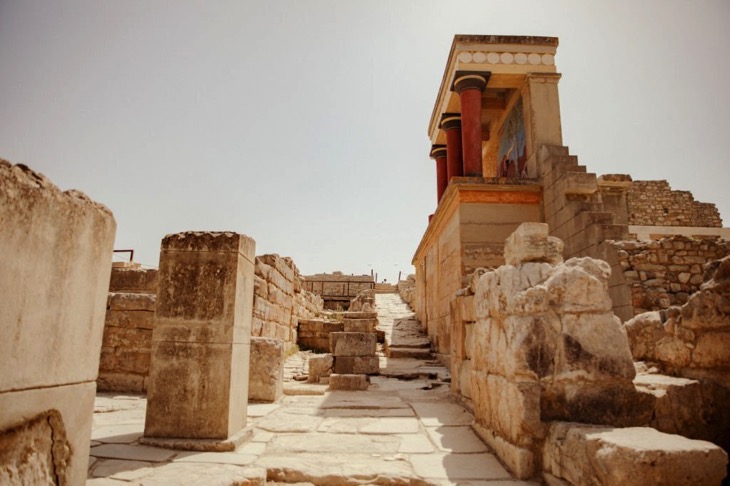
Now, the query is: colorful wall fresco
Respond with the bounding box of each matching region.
[498,99,527,178]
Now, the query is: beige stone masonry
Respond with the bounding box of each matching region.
[543,422,727,486]
[0,159,116,486]
[144,231,254,444]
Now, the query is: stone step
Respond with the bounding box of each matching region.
[386,347,433,360]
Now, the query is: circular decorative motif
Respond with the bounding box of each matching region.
[514,53,527,65]
[486,52,500,64]
[500,52,514,64]
[458,52,473,63]
[528,53,541,65]
[541,53,555,65]
[472,52,487,63]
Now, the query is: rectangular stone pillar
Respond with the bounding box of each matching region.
[143,232,255,446]
[0,160,116,486]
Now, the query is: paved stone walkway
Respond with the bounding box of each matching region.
[87,294,534,485]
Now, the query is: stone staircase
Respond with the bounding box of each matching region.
[373,283,398,294]
[374,293,437,362]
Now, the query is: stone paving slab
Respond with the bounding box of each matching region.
[267,432,401,454]
[90,443,177,462]
[91,423,144,444]
[173,451,258,465]
[409,452,512,480]
[426,426,490,453]
[255,453,415,485]
[411,401,475,427]
[89,459,153,479]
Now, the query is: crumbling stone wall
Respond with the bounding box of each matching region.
[464,224,653,478]
[98,265,158,392]
[628,180,722,228]
[610,236,730,316]
[97,253,322,393]
[0,160,116,486]
[452,223,728,483]
[253,254,323,348]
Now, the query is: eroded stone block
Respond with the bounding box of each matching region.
[329,332,377,357]
[543,422,728,486]
[504,222,563,266]
[328,374,369,391]
[249,338,284,402]
[308,354,333,383]
[334,356,379,375]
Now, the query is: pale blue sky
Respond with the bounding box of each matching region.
[1,1,728,281]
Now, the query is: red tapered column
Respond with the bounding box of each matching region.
[430,145,448,203]
[453,73,489,177]
[440,113,463,182]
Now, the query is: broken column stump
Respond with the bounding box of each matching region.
[142,232,255,451]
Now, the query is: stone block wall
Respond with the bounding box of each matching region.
[0,160,116,485]
[610,236,730,316]
[98,265,158,392]
[302,272,374,310]
[628,180,722,228]
[458,224,654,479]
[253,254,323,349]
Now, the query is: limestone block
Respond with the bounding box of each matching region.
[0,161,116,391]
[109,267,158,294]
[343,311,378,319]
[105,309,155,330]
[343,318,378,333]
[99,345,150,375]
[145,231,255,442]
[248,337,284,402]
[253,275,268,299]
[472,422,535,480]
[470,373,543,447]
[545,258,613,313]
[543,422,728,486]
[97,372,146,392]
[334,356,379,375]
[504,222,564,266]
[307,354,333,383]
[145,341,251,439]
[328,374,369,391]
[330,332,377,357]
[692,331,730,368]
[0,381,97,486]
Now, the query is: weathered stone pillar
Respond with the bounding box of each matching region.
[453,72,489,177]
[523,72,563,157]
[143,231,255,449]
[430,144,448,203]
[0,160,116,486]
[440,113,463,181]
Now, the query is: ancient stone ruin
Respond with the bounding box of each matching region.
[2,33,730,485]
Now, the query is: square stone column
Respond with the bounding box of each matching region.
[143,232,255,446]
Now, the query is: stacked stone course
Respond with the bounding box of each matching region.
[611,236,730,315]
[98,265,158,392]
[253,254,323,348]
[628,180,722,228]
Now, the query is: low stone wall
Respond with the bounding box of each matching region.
[610,236,730,316]
[98,265,158,392]
[253,254,323,349]
[451,223,728,482]
[0,160,116,485]
[97,253,323,394]
[628,180,722,228]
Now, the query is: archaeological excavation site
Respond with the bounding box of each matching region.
[2,35,730,486]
